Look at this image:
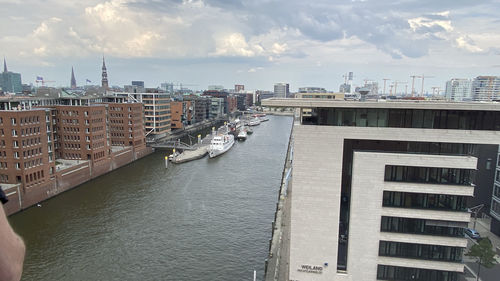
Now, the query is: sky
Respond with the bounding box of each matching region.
[1,0,500,93]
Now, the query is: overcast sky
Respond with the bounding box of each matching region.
[1,0,499,93]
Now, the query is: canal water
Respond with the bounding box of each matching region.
[9,115,293,281]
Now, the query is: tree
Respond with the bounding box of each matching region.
[465,238,498,281]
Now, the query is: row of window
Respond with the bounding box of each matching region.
[382,191,467,211]
[5,116,41,125]
[379,241,462,262]
[310,108,500,130]
[380,216,464,237]
[377,265,458,281]
[384,165,475,186]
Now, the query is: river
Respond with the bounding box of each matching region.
[9,115,293,281]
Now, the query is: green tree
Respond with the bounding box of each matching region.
[465,238,498,281]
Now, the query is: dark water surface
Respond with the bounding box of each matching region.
[10,115,293,281]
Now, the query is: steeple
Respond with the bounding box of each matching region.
[101,56,108,89]
[3,57,7,73]
[71,66,77,89]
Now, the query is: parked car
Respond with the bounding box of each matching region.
[465,228,481,239]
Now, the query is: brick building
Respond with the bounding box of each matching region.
[0,109,55,190]
[108,103,146,150]
[170,100,192,130]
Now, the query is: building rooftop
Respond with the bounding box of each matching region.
[262,98,500,111]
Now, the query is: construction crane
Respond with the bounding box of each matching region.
[382,78,390,95]
[420,74,435,96]
[410,75,421,97]
[394,81,407,96]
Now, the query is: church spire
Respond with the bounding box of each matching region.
[71,66,77,89]
[3,57,7,73]
[101,56,108,89]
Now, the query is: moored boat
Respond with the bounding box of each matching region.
[208,133,235,158]
[237,129,247,141]
[247,117,261,126]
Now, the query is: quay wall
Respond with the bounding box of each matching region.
[4,147,153,216]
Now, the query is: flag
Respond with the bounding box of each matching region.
[36,76,43,81]
[86,79,91,83]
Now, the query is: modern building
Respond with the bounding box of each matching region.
[131,81,145,88]
[298,87,327,93]
[114,89,171,139]
[445,79,471,101]
[0,58,22,93]
[491,146,500,236]
[263,98,500,281]
[274,83,289,98]
[209,98,224,119]
[235,84,245,92]
[471,76,500,101]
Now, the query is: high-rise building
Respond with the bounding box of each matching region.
[70,67,77,89]
[445,79,471,101]
[235,84,245,92]
[0,58,22,93]
[274,83,289,98]
[101,57,109,89]
[262,98,500,281]
[471,76,500,101]
[131,81,144,88]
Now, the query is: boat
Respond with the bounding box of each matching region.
[259,116,269,122]
[208,133,235,158]
[246,128,253,135]
[237,128,248,141]
[247,117,261,126]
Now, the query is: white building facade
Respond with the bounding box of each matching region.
[471,76,500,101]
[263,99,500,281]
[445,79,471,101]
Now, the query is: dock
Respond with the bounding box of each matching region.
[169,125,229,164]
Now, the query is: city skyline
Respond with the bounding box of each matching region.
[1,0,500,92]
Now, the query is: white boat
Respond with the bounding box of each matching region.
[259,116,269,122]
[237,129,247,140]
[247,117,261,126]
[208,133,235,158]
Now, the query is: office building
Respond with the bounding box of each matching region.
[491,146,500,236]
[235,84,245,92]
[274,83,289,98]
[209,98,224,119]
[114,89,171,139]
[263,98,500,281]
[0,58,22,93]
[445,79,471,101]
[471,76,500,101]
[131,81,145,88]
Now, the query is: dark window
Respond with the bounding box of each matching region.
[384,165,475,186]
[382,191,467,211]
[380,216,465,237]
[377,265,458,281]
[379,241,462,262]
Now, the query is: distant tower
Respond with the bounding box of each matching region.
[70,67,77,89]
[101,56,109,89]
[3,57,7,73]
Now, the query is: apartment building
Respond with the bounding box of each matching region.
[0,109,55,189]
[262,98,500,281]
[108,103,146,150]
[170,100,192,130]
[52,105,109,163]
